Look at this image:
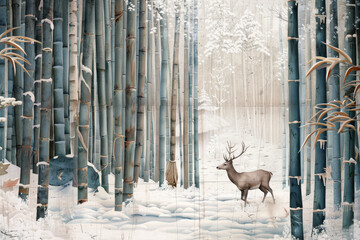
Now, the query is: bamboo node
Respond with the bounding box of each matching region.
[287,79,300,82]
[313,209,325,213]
[42,47,53,52]
[78,167,87,171]
[287,37,299,41]
[289,207,303,211]
[100,155,108,158]
[344,158,357,164]
[288,121,301,125]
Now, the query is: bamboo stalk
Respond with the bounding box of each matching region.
[19,0,35,201]
[193,0,199,188]
[12,0,22,167]
[95,0,109,192]
[0,0,7,162]
[104,0,114,175]
[77,0,95,204]
[183,0,189,189]
[123,0,137,202]
[312,0,327,232]
[166,0,180,187]
[134,0,146,184]
[113,0,125,198]
[53,0,66,157]
[188,1,194,187]
[63,0,70,155]
[36,0,53,220]
[288,0,304,238]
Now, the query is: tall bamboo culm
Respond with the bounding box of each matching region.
[288,1,304,238]
[329,0,341,210]
[36,0,53,220]
[19,0,35,201]
[0,0,7,162]
[104,0,114,175]
[134,0,146,184]
[95,0,109,192]
[53,0,66,157]
[188,1,194,187]
[123,0,137,202]
[183,0,189,189]
[63,0,70,155]
[158,1,168,186]
[114,0,124,211]
[167,0,180,187]
[312,0,327,232]
[342,0,356,232]
[78,0,95,204]
[193,0,199,188]
[69,0,78,185]
[12,0,22,167]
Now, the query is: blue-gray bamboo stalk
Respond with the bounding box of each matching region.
[183,0,189,189]
[63,0,70,155]
[123,0,137,201]
[78,0,95,204]
[134,0,146,184]
[312,0,327,232]
[188,1,194,186]
[36,0,53,220]
[193,0,199,188]
[19,0,35,201]
[288,1,304,238]
[329,0,341,210]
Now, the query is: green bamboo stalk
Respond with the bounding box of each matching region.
[104,0,114,175]
[63,0,70,155]
[95,0,109,192]
[123,0,137,202]
[183,0,189,189]
[134,0,146,184]
[78,0,95,204]
[53,0,66,157]
[158,0,168,186]
[19,0,35,201]
[36,0,53,220]
[288,1,304,238]
[355,0,360,192]
[12,0,22,167]
[193,0,199,188]
[0,0,7,162]
[113,0,124,209]
[329,0,341,210]
[166,0,180,187]
[312,0,326,232]
[343,0,356,232]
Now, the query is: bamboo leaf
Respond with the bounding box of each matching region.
[323,42,353,64]
[306,60,332,78]
[300,129,319,151]
[338,119,355,133]
[314,128,337,147]
[0,27,18,39]
[344,66,360,83]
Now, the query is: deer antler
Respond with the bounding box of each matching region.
[223,141,249,162]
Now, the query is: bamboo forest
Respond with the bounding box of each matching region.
[1,0,360,239]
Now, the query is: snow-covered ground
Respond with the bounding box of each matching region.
[0,130,359,239]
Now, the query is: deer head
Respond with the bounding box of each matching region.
[216,141,248,170]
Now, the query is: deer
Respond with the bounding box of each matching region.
[216,141,275,206]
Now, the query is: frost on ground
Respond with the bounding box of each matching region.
[0,130,359,239]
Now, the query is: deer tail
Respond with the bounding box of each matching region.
[269,172,273,177]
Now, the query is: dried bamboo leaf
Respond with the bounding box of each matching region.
[323,42,353,64]
[338,119,355,133]
[344,66,360,83]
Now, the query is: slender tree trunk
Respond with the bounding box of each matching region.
[193,0,199,188]
[343,0,356,232]
[69,0,78,186]
[329,0,341,210]
[154,7,160,182]
[123,0,137,201]
[188,1,194,186]
[19,0,35,201]
[288,1,304,238]
[158,1,168,186]
[63,0,70,155]
[104,0,114,176]
[95,0,109,192]
[183,0,189,189]
[36,0,53,220]
[78,0,95,204]
[312,0,327,232]
[0,0,6,162]
[53,0,66,157]
[134,0,146,184]
[114,0,124,211]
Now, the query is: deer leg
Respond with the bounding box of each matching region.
[265,186,275,203]
[243,189,249,207]
[240,190,244,201]
[259,186,268,203]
